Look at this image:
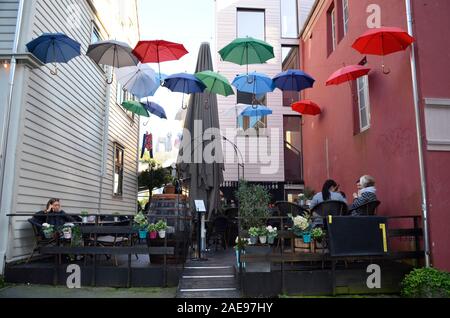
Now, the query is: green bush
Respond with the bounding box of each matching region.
[401,267,450,298]
[0,275,5,289]
[236,181,271,230]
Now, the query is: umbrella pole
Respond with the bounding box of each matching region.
[50,41,58,76]
[106,46,116,85]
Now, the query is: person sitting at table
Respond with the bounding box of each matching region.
[350,175,378,215]
[309,179,347,210]
[32,198,75,229]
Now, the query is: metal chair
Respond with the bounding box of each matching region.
[349,200,381,216]
[311,200,348,217]
[27,218,56,263]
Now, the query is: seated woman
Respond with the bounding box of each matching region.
[32,199,75,229]
[350,175,378,215]
[310,179,347,210]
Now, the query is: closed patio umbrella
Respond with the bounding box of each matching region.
[177,42,224,223]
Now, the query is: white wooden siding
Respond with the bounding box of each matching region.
[0,0,19,54]
[6,0,139,261]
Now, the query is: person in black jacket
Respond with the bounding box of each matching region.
[351,175,378,215]
[32,199,75,229]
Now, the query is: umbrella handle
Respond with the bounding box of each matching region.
[107,73,114,85]
[50,66,58,76]
[382,64,391,75]
[142,119,150,126]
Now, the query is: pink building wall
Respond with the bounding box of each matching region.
[300,0,450,270]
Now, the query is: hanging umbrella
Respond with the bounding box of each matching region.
[163,73,206,109]
[292,100,322,116]
[132,40,189,81]
[148,73,168,96]
[177,42,224,224]
[352,27,415,74]
[87,40,139,84]
[26,33,81,75]
[326,65,371,86]
[195,70,234,97]
[241,105,273,117]
[121,100,149,117]
[116,63,159,98]
[142,101,167,119]
[232,72,275,96]
[273,70,315,92]
[219,37,275,74]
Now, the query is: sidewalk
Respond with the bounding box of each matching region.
[0,285,177,298]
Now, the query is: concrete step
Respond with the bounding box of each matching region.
[177,288,241,299]
[179,277,237,290]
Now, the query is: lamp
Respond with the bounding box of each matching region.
[2,60,9,69]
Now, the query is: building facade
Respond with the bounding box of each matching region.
[0,0,140,272]
[215,0,314,201]
[300,0,450,270]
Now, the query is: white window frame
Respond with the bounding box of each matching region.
[330,8,337,51]
[343,0,349,36]
[357,75,371,131]
[113,143,125,197]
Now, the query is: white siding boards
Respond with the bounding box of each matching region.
[0,0,19,54]
[2,0,139,263]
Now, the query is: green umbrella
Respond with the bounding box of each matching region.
[121,100,149,117]
[195,70,235,97]
[218,37,275,73]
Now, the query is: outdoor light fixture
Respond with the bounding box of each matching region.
[2,60,9,69]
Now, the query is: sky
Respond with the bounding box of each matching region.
[137,0,216,167]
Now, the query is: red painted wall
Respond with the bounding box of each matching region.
[300,0,450,270]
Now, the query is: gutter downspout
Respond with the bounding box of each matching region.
[405,0,431,267]
[0,0,25,273]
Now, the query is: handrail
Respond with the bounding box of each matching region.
[284,139,301,156]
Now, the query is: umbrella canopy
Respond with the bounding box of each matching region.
[195,71,234,97]
[142,101,167,119]
[241,105,273,117]
[26,33,81,75]
[232,72,275,95]
[352,27,415,56]
[273,70,315,92]
[177,42,224,221]
[121,100,149,117]
[163,73,206,94]
[326,65,371,86]
[219,37,274,66]
[87,40,138,67]
[116,63,159,98]
[292,100,322,116]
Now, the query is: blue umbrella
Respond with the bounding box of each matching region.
[241,105,273,117]
[148,73,168,96]
[142,101,167,119]
[232,72,276,95]
[163,73,206,109]
[26,33,81,75]
[273,69,315,92]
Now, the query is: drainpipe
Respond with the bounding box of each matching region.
[405,0,431,267]
[0,0,25,273]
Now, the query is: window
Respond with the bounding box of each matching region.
[342,0,349,36]
[281,0,299,38]
[282,45,300,106]
[237,9,265,40]
[357,76,371,131]
[116,83,136,120]
[238,114,268,131]
[91,22,102,44]
[424,98,450,151]
[113,143,124,197]
[330,8,337,51]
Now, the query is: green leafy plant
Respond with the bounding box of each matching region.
[155,220,168,232]
[133,212,149,230]
[42,223,55,237]
[289,214,312,237]
[80,210,89,217]
[248,227,259,237]
[234,237,248,251]
[70,226,83,247]
[311,227,325,242]
[138,159,173,203]
[147,223,157,233]
[257,226,269,237]
[266,226,278,239]
[401,268,450,298]
[236,181,271,230]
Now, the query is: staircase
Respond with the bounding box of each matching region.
[176,251,240,298]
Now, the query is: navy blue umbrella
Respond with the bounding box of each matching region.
[26,33,81,75]
[273,69,315,92]
[142,101,167,119]
[163,73,206,109]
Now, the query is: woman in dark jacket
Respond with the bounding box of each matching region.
[32,199,75,229]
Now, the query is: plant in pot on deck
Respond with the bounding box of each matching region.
[155,220,168,239]
[258,226,269,244]
[311,227,326,252]
[248,227,259,245]
[42,223,55,239]
[266,226,278,245]
[80,210,89,224]
[290,214,312,246]
[148,223,158,240]
[134,212,149,239]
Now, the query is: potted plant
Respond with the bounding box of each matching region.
[148,223,158,240]
[248,227,259,245]
[258,226,268,244]
[155,220,168,239]
[80,210,89,223]
[113,212,120,223]
[290,214,312,250]
[134,212,149,239]
[62,225,73,240]
[42,223,55,239]
[234,237,248,268]
[266,226,278,245]
[311,227,325,253]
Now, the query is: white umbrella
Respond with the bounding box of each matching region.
[116,63,159,98]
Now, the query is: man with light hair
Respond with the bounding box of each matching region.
[351,175,378,215]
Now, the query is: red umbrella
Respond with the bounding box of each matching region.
[352,27,415,56]
[352,27,415,74]
[292,100,322,116]
[326,65,371,86]
[132,40,188,80]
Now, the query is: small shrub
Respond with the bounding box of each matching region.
[401,267,450,298]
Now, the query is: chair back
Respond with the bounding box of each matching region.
[28,218,43,242]
[352,201,381,216]
[275,201,308,217]
[312,200,348,217]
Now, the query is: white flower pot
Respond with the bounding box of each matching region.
[114,217,119,222]
[63,231,72,240]
[259,236,267,244]
[81,216,88,223]
[249,237,258,245]
[158,230,166,239]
